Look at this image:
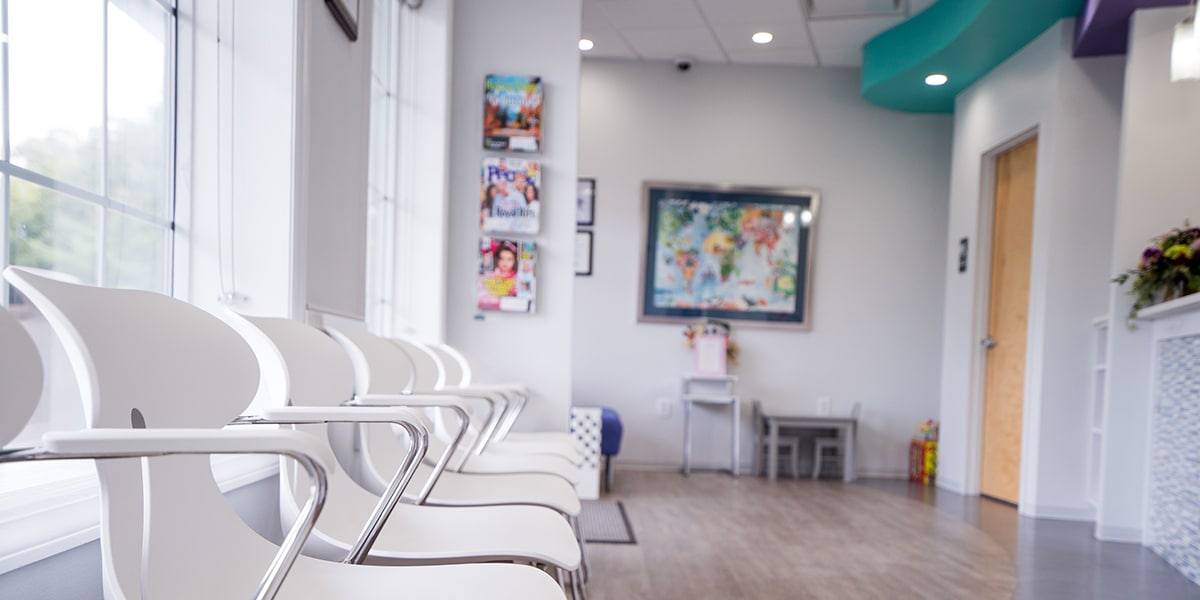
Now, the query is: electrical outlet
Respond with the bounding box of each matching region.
[816,396,832,415]
[656,397,673,418]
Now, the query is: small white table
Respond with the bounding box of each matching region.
[762,413,857,482]
[680,375,739,477]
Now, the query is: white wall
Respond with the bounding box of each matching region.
[573,59,952,475]
[1097,6,1200,542]
[936,21,1124,521]
[445,0,582,432]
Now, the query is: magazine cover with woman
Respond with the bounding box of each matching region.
[480,157,541,234]
[477,237,537,313]
[483,74,542,153]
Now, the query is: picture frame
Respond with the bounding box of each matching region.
[576,178,596,227]
[325,0,359,42]
[638,181,819,328]
[574,231,593,276]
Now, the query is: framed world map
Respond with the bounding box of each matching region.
[638,182,819,328]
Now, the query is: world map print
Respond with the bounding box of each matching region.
[651,196,804,314]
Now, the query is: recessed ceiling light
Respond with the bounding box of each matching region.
[579,39,594,51]
[752,32,774,45]
[925,73,948,86]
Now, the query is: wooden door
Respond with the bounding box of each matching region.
[980,136,1037,505]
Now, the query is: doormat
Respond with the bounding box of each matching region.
[579,500,636,544]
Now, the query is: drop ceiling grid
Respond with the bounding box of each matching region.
[582,0,930,67]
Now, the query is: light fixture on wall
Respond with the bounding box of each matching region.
[1171,1,1200,82]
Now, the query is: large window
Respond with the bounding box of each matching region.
[1,0,176,444]
[4,0,174,295]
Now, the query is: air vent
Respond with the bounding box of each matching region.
[806,0,906,20]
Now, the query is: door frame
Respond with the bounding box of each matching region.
[965,127,1039,504]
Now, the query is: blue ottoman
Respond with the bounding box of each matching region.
[601,408,623,492]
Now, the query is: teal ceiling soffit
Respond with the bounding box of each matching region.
[862,0,1084,113]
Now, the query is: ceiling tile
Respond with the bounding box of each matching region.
[693,0,807,25]
[808,15,903,66]
[593,0,708,30]
[727,47,819,66]
[580,30,641,60]
[582,0,614,31]
[621,27,729,62]
[711,22,813,52]
[808,0,906,20]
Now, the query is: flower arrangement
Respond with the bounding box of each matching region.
[682,318,740,366]
[1113,222,1200,321]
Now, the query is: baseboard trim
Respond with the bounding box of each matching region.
[1096,524,1143,543]
[856,469,909,480]
[1023,503,1095,522]
[937,477,968,495]
[612,463,910,480]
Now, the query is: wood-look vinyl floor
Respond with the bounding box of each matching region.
[585,471,1015,600]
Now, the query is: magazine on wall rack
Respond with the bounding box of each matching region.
[480,157,541,234]
[477,237,536,313]
[483,74,543,153]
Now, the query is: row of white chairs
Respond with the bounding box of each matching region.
[0,266,587,599]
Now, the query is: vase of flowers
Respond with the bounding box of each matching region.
[1113,222,1200,321]
[682,319,740,374]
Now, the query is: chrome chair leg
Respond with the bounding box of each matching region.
[570,515,591,583]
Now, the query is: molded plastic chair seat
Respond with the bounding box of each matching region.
[391,336,582,465]
[0,305,42,447]
[428,342,578,451]
[328,327,581,485]
[403,462,582,515]
[233,315,582,572]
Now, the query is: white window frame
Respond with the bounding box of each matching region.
[0,0,277,576]
[364,0,402,336]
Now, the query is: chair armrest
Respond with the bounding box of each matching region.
[354,393,468,408]
[390,390,508,457]
[40,428,335,472]
[347,395,472,502]
[456,382,527,395]
[234,406,428,564]
[36,428,329,600]
[253,405,423,425]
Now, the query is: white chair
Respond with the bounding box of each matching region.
[242,315,582,518]
[432,342,576,447]
[327,326,581,484]
[237,316,589,594]
[751,399,801,479]
[0,304,41,450]
[2,267,567,600]
[813,402,863,480]
[392,336,581,464]
[224,314,583,588]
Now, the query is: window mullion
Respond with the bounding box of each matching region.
[98,0,110,287]
[1,0,10,297]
